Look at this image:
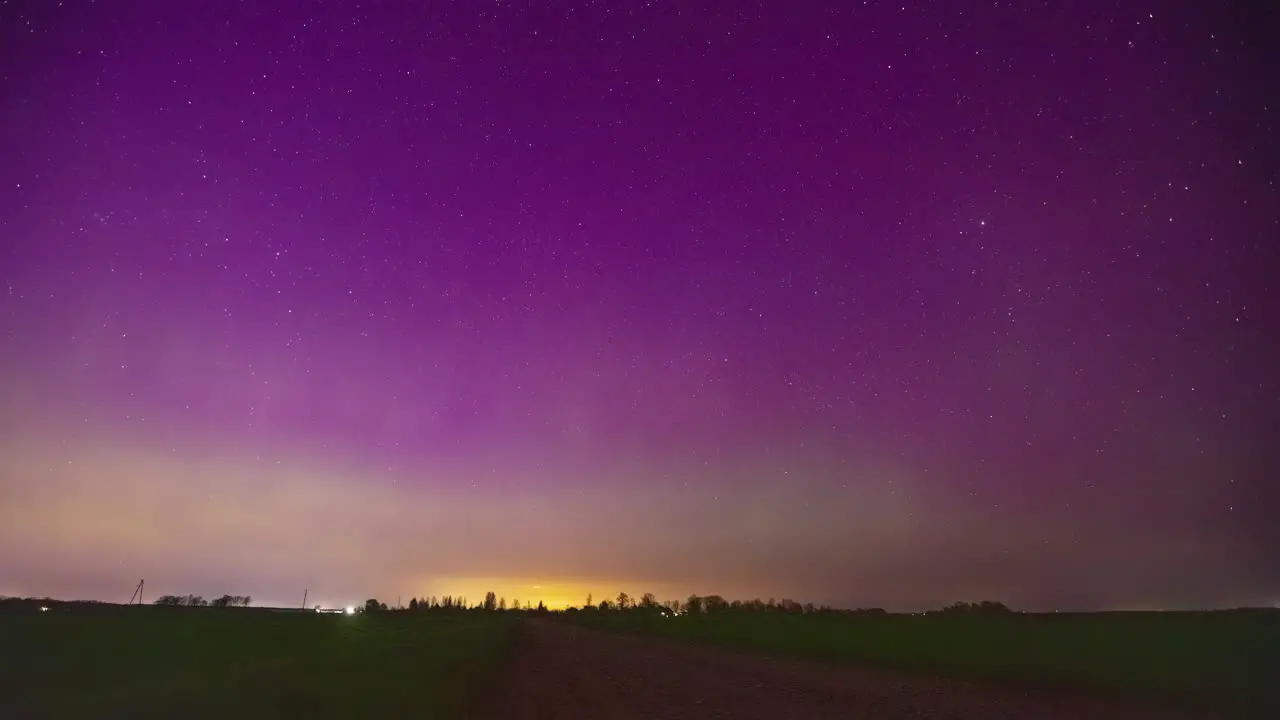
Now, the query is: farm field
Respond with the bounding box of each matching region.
[0,607,515,719]
[567,609,1278,716]
[4,604,1273,718]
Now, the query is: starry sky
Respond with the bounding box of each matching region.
[1,1,1276,612]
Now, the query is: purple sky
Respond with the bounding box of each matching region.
[1,1,1276,612]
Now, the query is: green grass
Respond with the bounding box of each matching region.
[0,608,517,719]
[570,609,1278,715]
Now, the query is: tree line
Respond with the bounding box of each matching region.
[352,591,1014,616]
[2,590,1013,615]
[365,592,549,614]
[153,594,252,607]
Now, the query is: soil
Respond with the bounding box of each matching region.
[477,619,1239,719]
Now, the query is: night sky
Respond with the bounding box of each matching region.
[2,1,1276,612]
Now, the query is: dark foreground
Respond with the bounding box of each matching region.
[481,619,1248,719]
[3,605,1270,718]
[0,607,514,718]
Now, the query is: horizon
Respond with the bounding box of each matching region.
[2,1,1276,613]
[7,589,1278,615]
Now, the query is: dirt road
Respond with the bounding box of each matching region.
[478,620,1234,719]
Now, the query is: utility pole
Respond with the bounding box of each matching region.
[301,588,308,609]
[128,579,145,606]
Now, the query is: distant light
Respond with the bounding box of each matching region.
[315,607,321,613]
[345,606,355,615]
[40,606,49,612]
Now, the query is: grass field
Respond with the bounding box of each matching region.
[570,609,1278,714]
[0,607,516,719]
[6,605,1274,717]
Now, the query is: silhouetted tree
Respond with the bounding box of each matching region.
[703,595,728,613]
[153,595,183,606]
[598,599,612,611]
[484,591,498,612]
[616,592,631,610]
[498,597,506,611]
[585,593,592,609]
[536,600,546,613]
[364,598,382,613]
[409,597,419,611]
[639,593,657,609]
[938,600,1013,614]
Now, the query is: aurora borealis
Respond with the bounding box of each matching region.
[1,0,1276,611]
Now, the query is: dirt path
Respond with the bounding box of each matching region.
[478,620,1235,719]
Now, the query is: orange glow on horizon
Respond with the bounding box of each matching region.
[413,577,690,610]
